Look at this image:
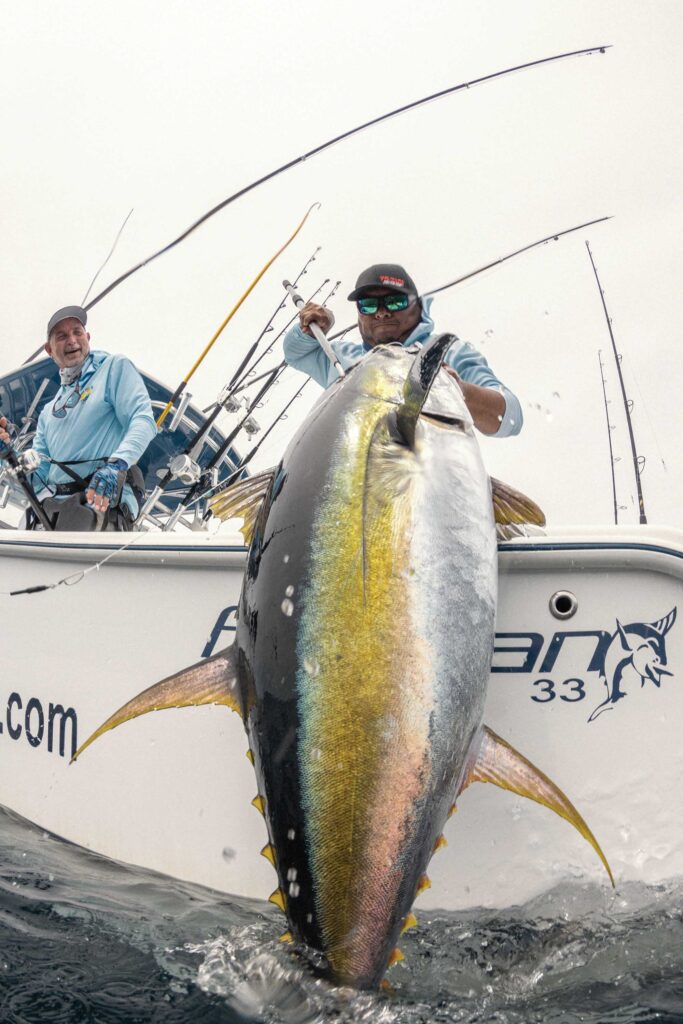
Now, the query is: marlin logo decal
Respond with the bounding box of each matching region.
[588,607,677,722]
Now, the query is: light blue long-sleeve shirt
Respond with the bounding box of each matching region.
[32,350,157,515]
[283,297,522,437]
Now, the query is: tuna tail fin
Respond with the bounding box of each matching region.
[395,333,458,448]
[490,478,546,540]
[462,726,614,886]
[71,646,242,764]
[208,468,276,543]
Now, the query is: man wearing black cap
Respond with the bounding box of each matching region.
[0,306,156,528]
[283,263,522,437]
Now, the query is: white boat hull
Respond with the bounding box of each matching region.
[1,526,681,910]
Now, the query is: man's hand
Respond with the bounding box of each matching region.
[86,459,127,514]
[0,416,16,447]
[299,302,335,336]
[443,365,506,436]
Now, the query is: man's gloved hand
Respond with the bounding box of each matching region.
[18,448,42,473]
[86,459,128,514]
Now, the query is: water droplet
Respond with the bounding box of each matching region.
[289,882,301,898]
[285,585,294,596]
[222,847,236,862]
[287,828,296,841]
[545,410,553,422]
[552,391,561,400]
[281,598,294,616]
[287,867,298,882]
[310,747,322,761]
[303,656,320,677]
[283,554,290,563]
[306,913,313,924]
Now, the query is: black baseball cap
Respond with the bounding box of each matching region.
[347,264,418,301]
[47,306,87,339]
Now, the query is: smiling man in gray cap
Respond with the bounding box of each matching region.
[283,262,522,437]
[0,306,156,529]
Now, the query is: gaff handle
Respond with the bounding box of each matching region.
[283,280,345,379]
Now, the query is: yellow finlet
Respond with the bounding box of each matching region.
[279,931,294,944]
[401,912,418,935]
[416,874,431,896]
[447,803,457,818]
[387,947,405,967]
[246,749,254,764]
[269,888,287,912]
[260,843,276,867]
[433,834,448,852]
[251,795,266,816]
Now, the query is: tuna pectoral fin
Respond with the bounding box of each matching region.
[463,726,614,885]
[490,477,546,540]
[207,468,276,543]
[71,647,241,763]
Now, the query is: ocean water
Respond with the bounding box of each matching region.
[0,805,680,1024]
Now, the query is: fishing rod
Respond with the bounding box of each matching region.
[216,247,322,401]
[159,363,286,530]
[63,47,608,317]
[232,278,341,395]
[597,349,619,525]
[284,280,345,377]
[140,275,330,518]
[224,278,333,400]
[200,377,311,518]
[0,439,54,531]
[155,202,319,428]
[586,241,647,525]
[327,215,612,342]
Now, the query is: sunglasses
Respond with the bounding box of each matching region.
[356,294,414,315]
[52,387,81,418]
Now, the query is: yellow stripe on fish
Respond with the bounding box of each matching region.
[296,372,433,981]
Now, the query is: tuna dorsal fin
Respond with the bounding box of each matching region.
[462,726,614,886]
[208,468,276,544]
[71,646,241,763]
[490,477,546,540]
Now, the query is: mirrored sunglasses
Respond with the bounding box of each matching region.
[356,294,413,315]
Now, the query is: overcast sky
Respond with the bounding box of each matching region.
[1,0,680,528]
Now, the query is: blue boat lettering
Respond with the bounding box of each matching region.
[202,605,238,658]
[588,607,677,722]
[2,691,77,758]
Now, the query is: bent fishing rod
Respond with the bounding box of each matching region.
[155,202,319,428]
[328,215,612,342]
[67,47,610,319]
[586,241,647,525]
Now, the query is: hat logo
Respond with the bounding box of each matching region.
[379,275,405,287]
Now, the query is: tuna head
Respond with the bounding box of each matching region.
[71,335,612,991]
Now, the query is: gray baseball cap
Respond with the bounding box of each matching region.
[347,263,418,301]
[47,306,87,339]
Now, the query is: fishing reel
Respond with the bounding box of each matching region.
[167,453,201,486]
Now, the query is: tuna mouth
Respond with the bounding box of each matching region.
[420,410,466,430]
